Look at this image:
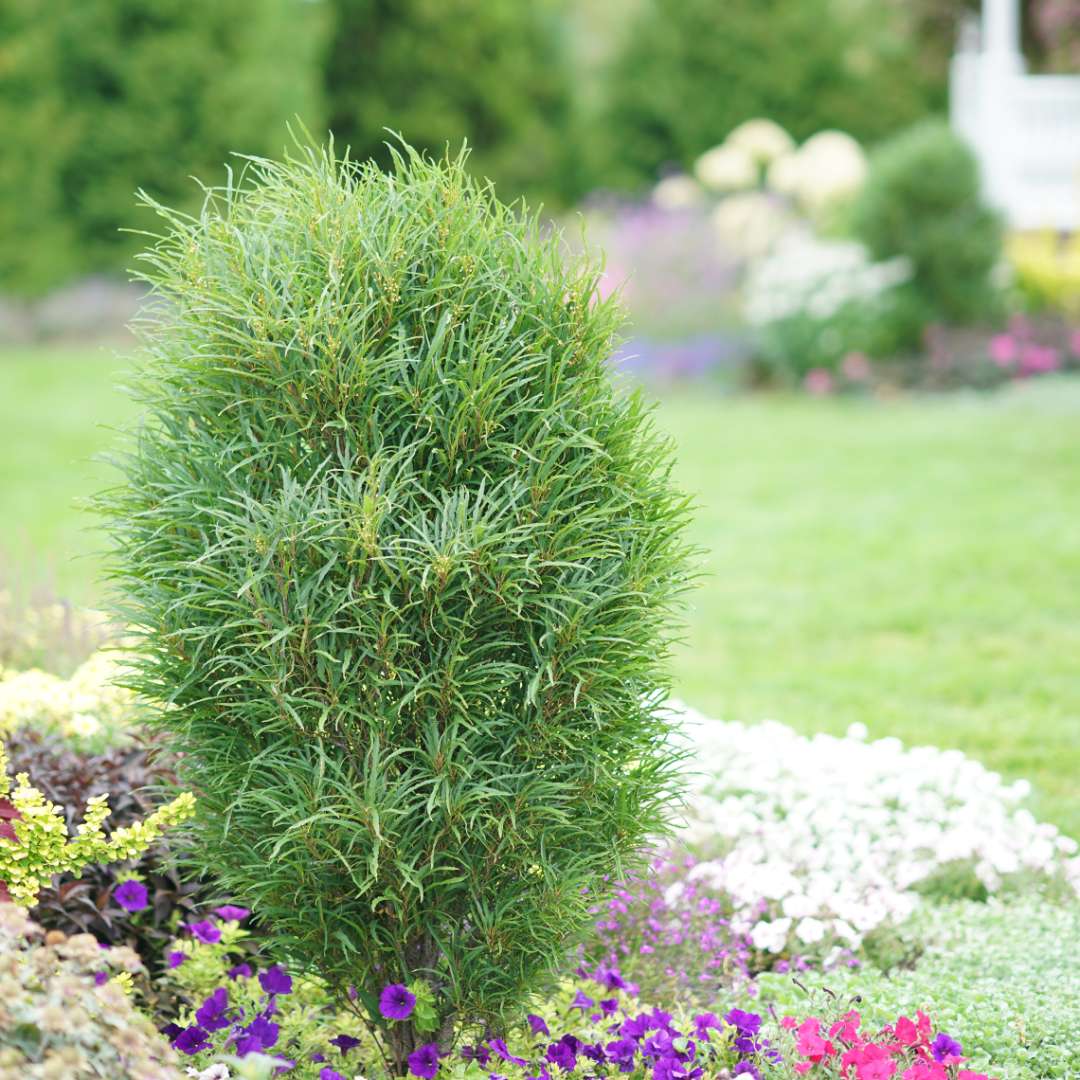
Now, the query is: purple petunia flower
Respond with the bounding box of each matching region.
[228,962,253,980]
[605,1037,638,1073]
[329,1034,361,1054]
[722,1009,761,1036]
[408,1042,440,1079]
[527,1013,550,1037]
[161,1023,184,1041]
[460,1044,491,1066]
[931,1032,963,1062]
[237,1014,280,1054]
[259,964,293,996]
[167,950,187,969]
[488,1038,528,1067]
[569,990,594,1011]
[733,1064,761,1080]
[692,1013,722,1042]
[379,982,417,1021]
[195,987,231,1032]
[114,879,149,913]
[187,919,222,944]
[174,1025,212,1055]
[214,905,250,922]
[319,1070,346,1080]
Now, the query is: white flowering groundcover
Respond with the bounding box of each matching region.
[667,702,1080,962]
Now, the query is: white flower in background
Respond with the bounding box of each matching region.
[694,143,758,192]
[791,130,868,214]
[652,174,704,211]
[662,701,1080,960]
[742,231,910,326]
[726,118,796,165]
[710,192,789,260]
[765,151,802,198]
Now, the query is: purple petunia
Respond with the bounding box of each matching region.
[460,1044,491,1067]
[733,1064,761,1080]
[545,1036,578,1072]
[214,905,251,922]
[379,982,417,1021]
[319,1070,346,1080]
[527,1014,550,1037]
[174,1025,212,1055]
[167,950,187,969]
[228,962,253,980]
[114,879,149,913]
[488,1038,528,1067]
[187,919,222,945]
[195,987,231,1032]
[605,1037,638,1073]
[931,1032,963,1062]
[259,964,293,996]
[235,1014,280,1055]
[329,1033,362,1054]
[569,990,594,1011]
[408,1042,441,1079]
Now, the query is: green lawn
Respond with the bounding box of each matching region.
[3,346,1079,835]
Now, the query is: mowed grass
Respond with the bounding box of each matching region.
[2,345,1078,834]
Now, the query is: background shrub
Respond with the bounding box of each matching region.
[103,141,694,1069]
[599,0,943,190]
[4,729,206,974]
[853,119,1004,324]
[0,0,326,295]
[323,0,580,205]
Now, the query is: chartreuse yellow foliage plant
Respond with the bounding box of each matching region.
[0,741,195,906]
[100,138,695,1073]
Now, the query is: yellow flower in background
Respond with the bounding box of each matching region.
[1006,231,1080,315]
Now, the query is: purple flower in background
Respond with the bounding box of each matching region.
[320,1070,346,1080]
[259,964,293,996]
[692,1013,722,1042]
[408,1043,440,1079]
[114,879,148,913]
[187,919,222,944]
[167,950,187,969]
[161,1023,183,1041]
[379,982,416,1020]
[228,962,253,980]
[461,1044,491,1067]
[329,1034,361,1054]
[723,1009,761,1036]
[527,1014,550,1036]
[733,1064,761,1080]
[236,1014,279,1054]
[488,1038,528,1067]
[174,1025,212,1055]
[93,971,108,986]
[569,990,594,1011]
[932,1032,963,1061]
[196,987,231,1032]
[214,905,250,922]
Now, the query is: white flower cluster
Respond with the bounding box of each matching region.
[666,702,1080,960]
[742,232,910,326]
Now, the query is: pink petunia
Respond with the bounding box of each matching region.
[803,368,834,396]
[988,334,1017,367]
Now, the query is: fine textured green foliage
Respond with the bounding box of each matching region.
[0,0,326,295]
[854,120,1004,324]
[599,0,943,190]
[324,0,578,205]
[101,141,694,1059]
[758,897,1080,1079]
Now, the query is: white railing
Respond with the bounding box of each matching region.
[950,4,1080,230]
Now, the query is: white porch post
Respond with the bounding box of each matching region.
[983,0,1021,62]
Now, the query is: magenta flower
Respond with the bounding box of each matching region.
[320,1071,346,1080]
[213,904,250,922]
[258,964,293,996]
[379,982,417,1021]
[187,919,222,944]
[408,1043,441,1079]
[989,333,1017,367]
[167,950,187,969]
[114,879,148,913]
[931,1032,963,1062]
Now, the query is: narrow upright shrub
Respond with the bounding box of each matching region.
[102,141,694,1070]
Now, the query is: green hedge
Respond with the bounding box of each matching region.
[323,0,579,207]
[599,0,944,190]
[0,0,326,295]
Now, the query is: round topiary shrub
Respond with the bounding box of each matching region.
[853,119,1004,324]
[103,142,694,1071]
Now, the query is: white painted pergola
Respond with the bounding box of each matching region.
[951,0,1080,229]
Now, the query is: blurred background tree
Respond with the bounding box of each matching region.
[596,0,946,190]
[0,0,327,295]
[322,0,581,205]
